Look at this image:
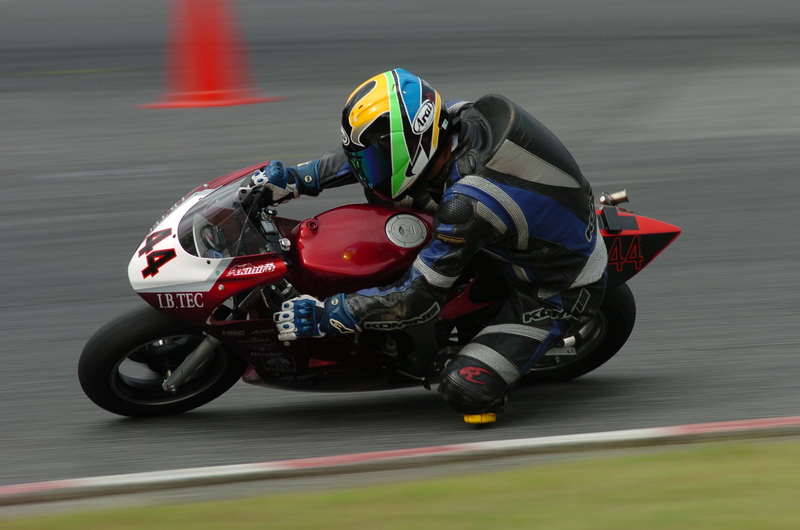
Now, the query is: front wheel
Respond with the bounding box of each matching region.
[78,305,248,417]
[521,283,637,384]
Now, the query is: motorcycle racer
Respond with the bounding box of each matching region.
[269,68,607,422]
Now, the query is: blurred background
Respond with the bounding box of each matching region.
[0,0,798,490]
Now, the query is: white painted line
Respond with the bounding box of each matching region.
[1,416,799,506]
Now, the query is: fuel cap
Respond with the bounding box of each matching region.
[385,214,428,248]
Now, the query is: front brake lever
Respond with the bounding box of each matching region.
[237,185,275,220]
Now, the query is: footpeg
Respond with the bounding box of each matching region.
[463,413,497,424]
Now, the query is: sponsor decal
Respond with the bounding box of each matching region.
[328,319,356,334]
[435,233,467,245]
[522,307,570,323]
[458,366,492,385]
[545,346,578,357]
[571,288,591,315]
[585,190,596,243]
[362,303,440,331]
[156,292,204,309]
[412,99,436,134]
[223,262,277,278]
[249,349,290,357]
[149,198,190,233]
[266,356,296,372]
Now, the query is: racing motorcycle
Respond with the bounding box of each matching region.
[78,162,681,418]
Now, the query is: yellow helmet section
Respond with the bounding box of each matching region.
[343,72,392,149]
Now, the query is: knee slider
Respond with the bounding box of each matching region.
[438,356,510,415]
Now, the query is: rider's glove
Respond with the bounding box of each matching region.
[274,293,361,341]
[251,160,299,205]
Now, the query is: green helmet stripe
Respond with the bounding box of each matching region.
[385,71,410,197]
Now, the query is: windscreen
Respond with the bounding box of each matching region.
[177,178,268,259]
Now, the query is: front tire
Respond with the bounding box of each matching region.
[521,283,637,383]
[78,305,247,417]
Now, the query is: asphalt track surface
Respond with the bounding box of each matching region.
[1,0,799,489]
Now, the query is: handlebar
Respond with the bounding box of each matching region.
[238,185,274,217]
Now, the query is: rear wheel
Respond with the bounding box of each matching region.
[521,283,637,383]
[78,305,247,417]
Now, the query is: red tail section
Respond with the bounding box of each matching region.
[599,207,681,287]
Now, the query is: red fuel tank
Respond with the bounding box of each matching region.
[288,205,433,298]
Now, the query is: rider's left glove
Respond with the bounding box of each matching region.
[274,293,361,341]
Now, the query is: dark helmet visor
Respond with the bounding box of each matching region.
[344,142,393,191]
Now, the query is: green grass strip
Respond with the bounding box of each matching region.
[5,439,800,529]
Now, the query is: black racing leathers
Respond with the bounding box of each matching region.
[289,95,606,327]
[285,94,608,414]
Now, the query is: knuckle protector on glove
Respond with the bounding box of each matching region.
[266,160,287,186]
[273,295,325,339]
[274,310,293,323]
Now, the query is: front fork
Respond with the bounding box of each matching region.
[162,335,222,392]
[160,279,299,393]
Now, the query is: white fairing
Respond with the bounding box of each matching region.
[128,190,233,294]
[129,176,274,294]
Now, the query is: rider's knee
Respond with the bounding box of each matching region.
[438,355,511,415]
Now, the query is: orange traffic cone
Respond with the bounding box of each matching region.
[141,0,280,108]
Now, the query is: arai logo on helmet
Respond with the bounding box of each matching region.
[412,100,436,134]
[341,125,351,147]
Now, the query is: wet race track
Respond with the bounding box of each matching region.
[1,0,798,486]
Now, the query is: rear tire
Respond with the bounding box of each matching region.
[78,305,247,417]
[521,283,636,384]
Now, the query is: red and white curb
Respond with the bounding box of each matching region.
[2,416,799,506]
